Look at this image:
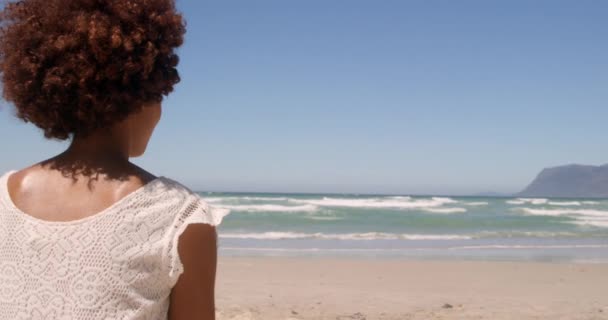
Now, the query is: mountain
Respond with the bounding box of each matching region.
[518,164,608,198]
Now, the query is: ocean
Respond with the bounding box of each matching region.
[200,192,608,262]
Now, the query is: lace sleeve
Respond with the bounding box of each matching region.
[164,194,230,285]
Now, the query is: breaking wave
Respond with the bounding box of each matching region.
[506,198,548,205]
[515,207,608,228]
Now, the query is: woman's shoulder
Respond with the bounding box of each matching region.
[152,176,204,209]
[0,166,229,226]
[1,165,191,200]
[3,164,163,208]
[145,175,230,226]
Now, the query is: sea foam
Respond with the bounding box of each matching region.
[548,201,582,206]
[214,204,319,213]
[220,232,473,241]
[202,196,289,202]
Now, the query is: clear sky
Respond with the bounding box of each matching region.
[1,0,607,195]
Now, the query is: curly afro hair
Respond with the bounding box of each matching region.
[0,0,185,140]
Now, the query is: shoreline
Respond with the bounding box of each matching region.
[217,236,608,263]
[216,256,608,320]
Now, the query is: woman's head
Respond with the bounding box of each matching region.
[0,0,185,142]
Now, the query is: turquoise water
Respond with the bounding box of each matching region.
[201,192,608,262]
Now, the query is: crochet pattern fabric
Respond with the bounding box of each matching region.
[0,170,229,319]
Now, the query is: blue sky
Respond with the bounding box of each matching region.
[1,0,607,195]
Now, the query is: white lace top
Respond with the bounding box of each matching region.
[0,170,230,320]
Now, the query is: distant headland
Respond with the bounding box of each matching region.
[518,164,608,198]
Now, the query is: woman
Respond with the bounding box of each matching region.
[0,0,227,319]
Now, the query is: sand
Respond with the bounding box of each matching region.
[215,256,608,320]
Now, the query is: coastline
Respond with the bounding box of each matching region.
[216,256,608,320]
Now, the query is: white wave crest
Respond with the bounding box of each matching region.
[477,230,580,238]
[386,196,412,200]
[516,207,608,217]
[219,232,472,241]
[582,201,600,205]
[214,204,318,213]
[288,196,458,210]
[202,196,289,203]
[422,207,467,213]
[236,196,290,201]
[506,198,548,205]
[515,207,608,228]
[548,201,581,206]
[572,220,608,228]
[462,201,489,206]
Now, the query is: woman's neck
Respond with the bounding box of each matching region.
[66,132,130,163]
[41,128,137,181]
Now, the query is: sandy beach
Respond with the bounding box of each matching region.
[216,257,608,320]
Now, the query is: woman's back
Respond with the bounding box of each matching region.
[0,169,228,319]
